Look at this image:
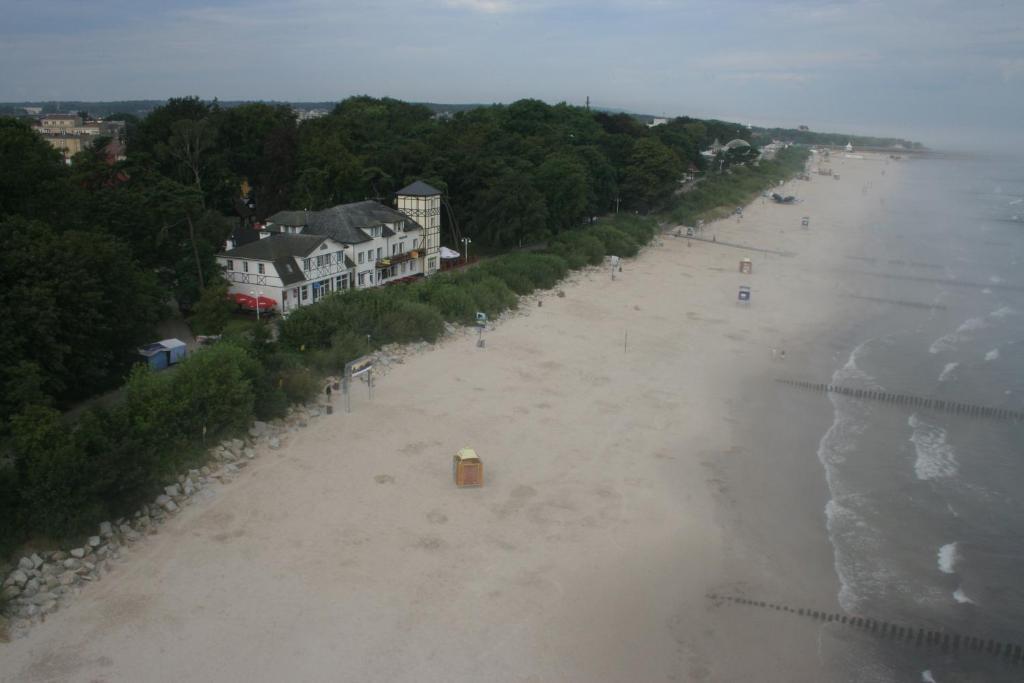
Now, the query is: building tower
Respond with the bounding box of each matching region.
[396,180,442,276]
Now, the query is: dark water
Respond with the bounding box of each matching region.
[815,156,1024,682]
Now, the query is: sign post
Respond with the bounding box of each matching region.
[343,355,375,414]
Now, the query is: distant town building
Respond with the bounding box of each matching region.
[647,117,669,128]
[291,108,328,121]
[217,180,444,315]
[32,114,126,163]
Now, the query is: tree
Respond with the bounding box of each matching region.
[0,118,70,222]
[473,171,549,247]
[535,154,590,232]
[162,118,217,205]
[191,277,234,334]
[620,137,683,211]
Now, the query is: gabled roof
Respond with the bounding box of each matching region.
[268,210,310,226]
[396,180,441,197]
[222,233,327,260]
[273,257,306,285]
[304,200,420,244]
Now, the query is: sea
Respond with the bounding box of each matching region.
[816,154,1024,682]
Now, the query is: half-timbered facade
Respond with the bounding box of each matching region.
[395,180,442,276]
[218,234,354,315]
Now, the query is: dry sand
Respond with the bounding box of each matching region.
[1,153,899,682]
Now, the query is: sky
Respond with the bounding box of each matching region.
[2,0,1023,149]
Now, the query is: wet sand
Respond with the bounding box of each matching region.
[1,153,898,682]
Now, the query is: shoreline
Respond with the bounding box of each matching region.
[0,153,903,682]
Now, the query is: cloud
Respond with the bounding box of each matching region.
[444,0,517,12]
[721,72,814,84]
[999,58,1024,82]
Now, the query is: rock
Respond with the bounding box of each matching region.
[50,550,67,562]
[243,449,256,460]
[2,585,20,600]
[164,483,181,498]
[30,553,44,569]
[87,536,101,548]
[99,521,114,538]
[39,601,58,615]
[268,437,281,450]
[123,529,141,543]
[58,571,77,586]
[70,548,86,559]
[18,557,33,571]
[18,604,38,619]
[30,591,56,606]
[62,558,80,570]
[200,466,211,476]
[249,420,268,437]
[135,515,151,529]
[6,570,28,587]
[163,499,179,513]
[231,438,244,452]
[118,523,133,535]
[22,578,40,597]
[155,494,171,507]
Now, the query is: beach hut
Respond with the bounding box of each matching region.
[137,338,188,371]
[739,258,752,274]
[453,448,483,487]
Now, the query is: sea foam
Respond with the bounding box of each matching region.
[922,671,938,683]
[953,587,974,604]
[938,543,957,574]
[929,317,987,354]
[909,414,959,480]
[985,348,999,361]
[938,362,958,382]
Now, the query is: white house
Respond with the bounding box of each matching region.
[219,233,354,315]
[218,182,444,315]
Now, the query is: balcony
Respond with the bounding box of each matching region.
[376,250,420,269]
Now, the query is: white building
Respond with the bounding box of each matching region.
[395,180,442,276]
[218,181,444,315]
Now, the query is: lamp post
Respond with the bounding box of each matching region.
[250,290,260,321]
[462,237,472,265]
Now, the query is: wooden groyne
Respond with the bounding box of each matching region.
[845,294,947,311]
[709,594,1024,665]
[777,379,1023,421]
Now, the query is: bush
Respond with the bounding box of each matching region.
[190,278,234,335]
[460,274,518,316]
[478,253,569,295]
[420,280,477,323]
[589,225,639,257]
[377,300,445,344]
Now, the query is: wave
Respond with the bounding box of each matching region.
[938,543,957,574]
[985,348,1000,361]
[921,671,938,683]
[1010,198,1023,205]
[818,340,885,612]
[908,414,959,480]
[953,587,974,604]
[938,362,958,382]
[928,317,987,354]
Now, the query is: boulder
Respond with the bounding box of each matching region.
[164,484,181,498]
[268,437,281,450]
[6,570,28,587]
[18,557,33,571]
[87,536,101,548]
[70,548,86,559]
[99,521,114,538]
[2,585,20,600]
[162,499,179,513]
[39,600,58,615]
[58,571,77,586]
[50,550,67,562]
[249,421,268,438]
[183,479,195,496]
[30,591,57,606]
[62,558,80,570]
[155,494,172,507]
[30,553,44,569]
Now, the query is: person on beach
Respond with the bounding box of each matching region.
[325,385,332,402]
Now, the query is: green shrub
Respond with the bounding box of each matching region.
[421,282,477,323]
[377,300,445,344]
[589,225,639,257]
[461,275,518,316]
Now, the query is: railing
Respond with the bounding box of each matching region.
[376,251,419,268]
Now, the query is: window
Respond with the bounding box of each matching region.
[392,243,398,255]
[358,272,366,286]
[316,254,325,267]
[303,258,312,271]
[335,250,343,264]
[258,263,265,274]
[413,239,419,249]
[358,252,364,264]
[243,261,249,273]
[226,260,234,271]
[301,285,309,301]
[401,262,406,274]
[377,247,383,259]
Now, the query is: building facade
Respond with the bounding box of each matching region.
[217,182,444,315]
[395,180,442,276]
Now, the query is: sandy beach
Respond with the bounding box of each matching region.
[1,153,899,682]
